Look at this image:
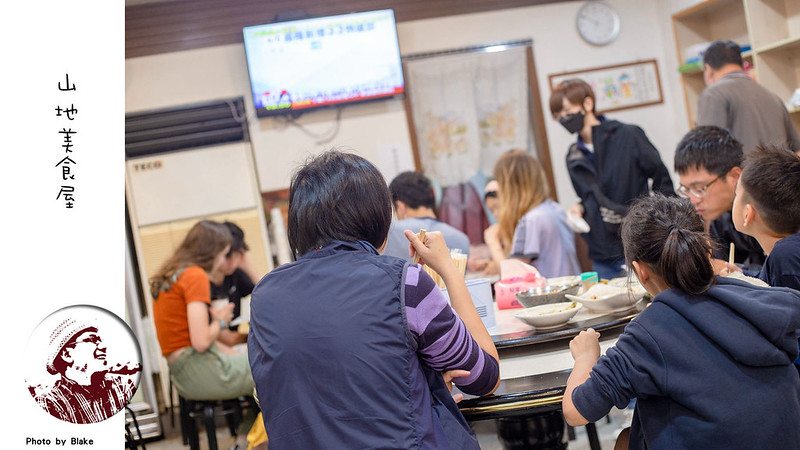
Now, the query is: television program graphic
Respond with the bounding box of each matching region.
[26,305,142,424]
[243,9,405,116]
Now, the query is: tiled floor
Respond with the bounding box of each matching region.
[139,407,629,450]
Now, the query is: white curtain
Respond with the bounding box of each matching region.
[406,47,530,186]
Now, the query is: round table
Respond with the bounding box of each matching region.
[456,299,648,449]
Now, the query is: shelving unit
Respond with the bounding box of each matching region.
[672,0,800,131]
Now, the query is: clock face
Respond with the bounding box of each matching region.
[576,2,621,46]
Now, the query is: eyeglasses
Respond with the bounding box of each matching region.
[74,334,103,346]
[678,176,721,199]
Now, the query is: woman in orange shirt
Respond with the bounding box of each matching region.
[149,220,254,401]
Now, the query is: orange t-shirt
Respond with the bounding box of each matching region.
[152,266,211,356]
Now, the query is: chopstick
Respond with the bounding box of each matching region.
[413,229,426,265]
[729,243,735,265]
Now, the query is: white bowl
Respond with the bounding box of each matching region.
[565,283,645,312]
[514,301,582,330]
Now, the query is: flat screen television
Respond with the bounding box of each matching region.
[243,9,405,118]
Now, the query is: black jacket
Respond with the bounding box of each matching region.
[709,212,765,272]
[567,118,675,261]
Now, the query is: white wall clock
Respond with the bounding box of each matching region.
[576,1,621,46]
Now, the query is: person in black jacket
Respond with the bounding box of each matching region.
[549,79,675,279]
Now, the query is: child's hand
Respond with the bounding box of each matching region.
[570,328,601,363]
[404,230,455,276]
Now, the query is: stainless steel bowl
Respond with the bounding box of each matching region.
[515,283,581,308]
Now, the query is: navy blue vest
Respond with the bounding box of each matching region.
[248,240,479,449]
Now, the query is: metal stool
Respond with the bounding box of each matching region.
[178,395,251,450]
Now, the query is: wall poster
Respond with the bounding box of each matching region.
[548,59,663,113]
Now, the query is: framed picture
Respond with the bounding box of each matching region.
[548,59,663,113]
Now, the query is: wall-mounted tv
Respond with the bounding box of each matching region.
[243,9,405,118]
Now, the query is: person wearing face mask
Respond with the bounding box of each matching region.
[549,79,675,279]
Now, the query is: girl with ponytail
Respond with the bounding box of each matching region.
[561,194,800,450]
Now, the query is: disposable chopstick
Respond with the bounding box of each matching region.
[729,243,735,265]
[413,229,426,265]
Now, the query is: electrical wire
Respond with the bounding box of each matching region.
[282,106,343,145]
[226,98,344,146]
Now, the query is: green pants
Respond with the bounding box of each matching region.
[169,343,255,401]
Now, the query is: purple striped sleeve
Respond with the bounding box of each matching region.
[405,264,499,396]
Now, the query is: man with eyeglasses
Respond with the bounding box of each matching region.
[33,318,140,423]
[674,126,765,272]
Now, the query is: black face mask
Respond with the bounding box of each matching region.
[559,112,585,134]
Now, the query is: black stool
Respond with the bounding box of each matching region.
[178,395,253,450]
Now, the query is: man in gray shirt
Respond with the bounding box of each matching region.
[697,40,800,153]
[383,171,470,262]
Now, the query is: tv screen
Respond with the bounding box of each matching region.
[243,9,405,118]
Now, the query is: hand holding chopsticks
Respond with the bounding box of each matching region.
[405,230,456,277]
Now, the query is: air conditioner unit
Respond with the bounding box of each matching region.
[125,98,274,407]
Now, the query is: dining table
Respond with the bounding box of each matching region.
[456,291,649,450]
[234,283,648,449]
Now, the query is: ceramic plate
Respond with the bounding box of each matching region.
[513,301,582,329]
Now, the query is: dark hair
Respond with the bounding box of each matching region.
[703,40,743,70]
[621,194,714,296]
[549,78,596,117]
[389,171,435,210]
[223,221,249,255]
[288,149,392,255]
[674,126,743,176]
[740,143,800,235]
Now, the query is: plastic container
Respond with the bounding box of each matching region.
[581,271,599,291]
[442,278,496,329]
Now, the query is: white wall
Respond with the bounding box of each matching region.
[126,0,695,206]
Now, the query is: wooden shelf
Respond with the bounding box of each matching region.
[672,0,800,133]
[746,0,800,50]
[756,35,800,55]
[672,0,749,127]
[672,0,741,20]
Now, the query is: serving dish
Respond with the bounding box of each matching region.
[515,283,581,308]
[565,283,645,312]
[513,301,582,330]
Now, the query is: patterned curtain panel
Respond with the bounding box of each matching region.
[406,47,530,186]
